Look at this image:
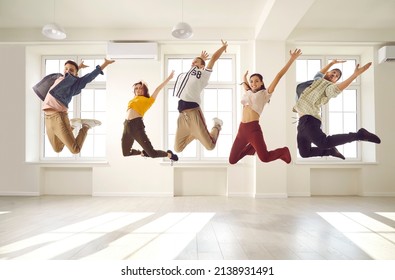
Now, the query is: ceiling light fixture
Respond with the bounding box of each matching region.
[42,0,66,40]
[172,0,193,39]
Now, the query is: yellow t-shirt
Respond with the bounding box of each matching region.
[127,96,155,116]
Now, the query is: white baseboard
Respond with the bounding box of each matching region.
[254,193,288,198]
[0,191,40,196]
[92,192,174,197]
[227,192,254,197]
[360,192,395,197]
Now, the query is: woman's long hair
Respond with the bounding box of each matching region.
[250,73,266,91]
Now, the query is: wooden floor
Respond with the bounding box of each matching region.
[1,195,395,260]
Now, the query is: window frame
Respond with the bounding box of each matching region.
[40,55,108,162]
[163,54,237,162]
[295,55,362,163]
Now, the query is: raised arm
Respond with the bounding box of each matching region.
[241,70,251,91]
[320,59,345,74]
[267,49,302,94]
[336,62,372,91]
[206,39,228,70]
[151,70,175,99]
[100,58,115,71]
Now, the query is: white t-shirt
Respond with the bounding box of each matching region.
[173,66,212,105]
[241,89,271,116]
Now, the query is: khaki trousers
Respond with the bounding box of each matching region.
[174,107,220,152]
[45,112,89,154]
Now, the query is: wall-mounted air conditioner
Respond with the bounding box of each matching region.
[378,45,395,63]
[107,41,158,60]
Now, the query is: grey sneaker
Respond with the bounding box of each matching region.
[81,119,102,128]
[213,117,223,130]
[70,118,82,127]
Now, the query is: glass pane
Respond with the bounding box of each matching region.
[93,112,106,134]
[168,59,183,81]
[296,60,308,81]
[81,89,94,111]
[308,60,321,79]
[328,94,343,111]
[217,59,232,82]
[344,113,357,132]
[218,89,232,111]
[203,89,218,111]
[344,142,357,158]
[94,89,107,111]
[203,147,217,158]
[328,112,343,135]
[182,59,193,72]
[217,134,232,158]
[167,135,175,153]
[167,89,178,111]
[168,112,179,134]
[93,135,106,157]
[181,140,197,157]
[217,112,232,135]
[45,60,61,75]
[343,89,356,112]
[80,136,94,157]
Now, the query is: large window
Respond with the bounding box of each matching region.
[295,56,361,161]
[41,56,107,161]
[164,55,236,161]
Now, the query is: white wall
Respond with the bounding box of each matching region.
[0,45,40,196]
[0,41,394,197]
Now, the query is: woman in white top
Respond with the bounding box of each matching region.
[229,49,302,164]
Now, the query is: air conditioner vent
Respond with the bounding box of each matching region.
[378,45,395,63]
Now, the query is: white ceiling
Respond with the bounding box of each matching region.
[0,0,394,44]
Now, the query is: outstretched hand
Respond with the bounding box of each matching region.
[354,62,372,76]
[289,48,302,60]
[221,39,228,53]
[104,58,115,65]
[331,59,347,65]
[200,51,209,61]
[78,60,89,69]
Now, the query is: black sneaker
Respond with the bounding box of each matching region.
[329,147,345,160]
[357,128,381,144]
[167,150,178,162]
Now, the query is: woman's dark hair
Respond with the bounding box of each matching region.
[64,60,79,72]
[250,73,266,91]
[133,81,150,98]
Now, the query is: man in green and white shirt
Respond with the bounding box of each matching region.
[293,59,381,159]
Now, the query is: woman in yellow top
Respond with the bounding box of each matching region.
[122,71,178,162]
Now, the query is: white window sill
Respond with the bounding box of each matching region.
[25,161,110,167]
[160,160,229,167]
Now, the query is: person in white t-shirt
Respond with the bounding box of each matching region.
[173,40,228,152]
[229,49,302,164]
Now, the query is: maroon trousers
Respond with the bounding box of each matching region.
[229,121,290,164]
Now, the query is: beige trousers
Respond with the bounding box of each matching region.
[45,112,89,154]
[174,107,220,152]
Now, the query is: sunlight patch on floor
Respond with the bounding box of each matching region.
[82,212,215,260]
[318,212,395,260]
[0,212,153,259]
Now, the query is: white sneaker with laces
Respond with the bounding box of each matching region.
[213,117,223,130]
[70,118,82,128]
[81,119,102,129]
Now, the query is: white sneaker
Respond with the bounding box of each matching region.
[81,119,102,128]
[70,118,82,128]
[213,117,223,130]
